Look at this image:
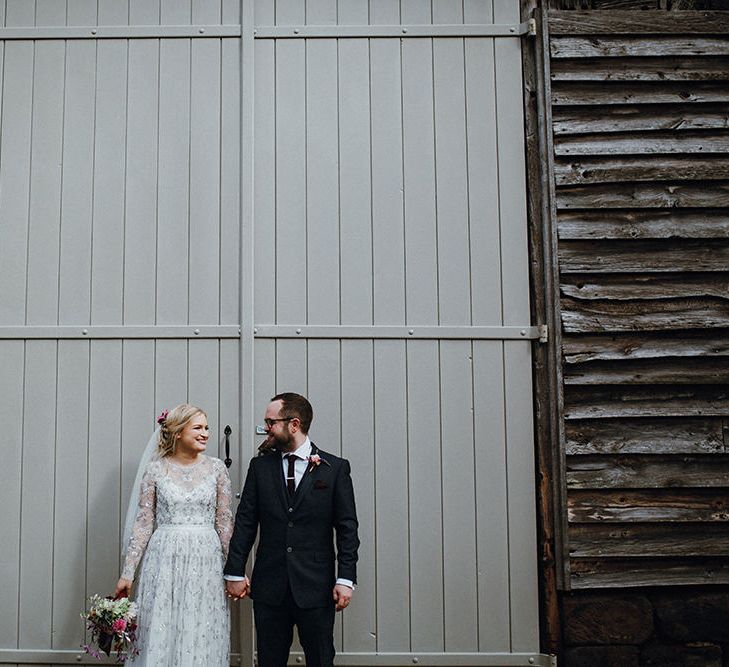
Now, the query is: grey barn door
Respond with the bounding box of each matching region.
[0,1,246,665]
[249,0,545,664]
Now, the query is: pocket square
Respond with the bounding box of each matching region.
[314,479,328,490]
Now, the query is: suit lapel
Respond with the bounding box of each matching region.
[268,452,290,512]
[291,443,325,511]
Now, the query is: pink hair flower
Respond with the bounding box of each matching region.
[156,410,169,425]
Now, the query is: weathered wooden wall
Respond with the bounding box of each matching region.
[545,8,729,589]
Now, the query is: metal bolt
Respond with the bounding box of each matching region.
[76,656,82,663]
[199,28,205,34]
[520,329,527,336]
[529,659,535,665]
[510,27,515,33]
[82,329,88,335]
[408,329,414,335]
[194,328,200,335]
[296,658,303,664]
[412,659,419,664]
[253,29,257,35]
[253,328,258,335]
[402,28,408,34]
[296,328,302,335]
[293,28,300,34]
[91,28,97,35]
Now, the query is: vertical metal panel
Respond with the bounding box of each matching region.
[406,340,445,651]
[472,341,510,651]
[53,342,90,648]
[0,35,32,324]
[0,342,24,648]
[124,9,159,325]
[370,1,405,326]
[59,32,95,325]
[340,341,376,653]
[373,341,410,651]
[18,342,57,647]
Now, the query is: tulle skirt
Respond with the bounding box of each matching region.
[132,524,230,666]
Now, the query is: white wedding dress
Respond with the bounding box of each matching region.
[121,455,233,666]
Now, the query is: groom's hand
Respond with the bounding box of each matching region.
[226,578,249,600]
[333,584,352,612]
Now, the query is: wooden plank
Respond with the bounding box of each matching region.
[570,558,729,589]
[154,340,188,411]
[253,38,276,325]
[569,524,729,558]
[555,132,729,156]
[306,340,341,455]
[275,34,307,325]
[306,32,340,325]
[440,341,478,651]
[340,340,376,653]
[91,39,127,325]
[563,332,729,363]
[551,36,729,59]
[566,454,729,489]
[568,489,729,523]
[558,209,729,240]
[53,341,90,648]
[406,340,444,652]
[553,104,729,136]
[550,56,729,82]
[561,273,729,301]
[373,341,410,651]
[0,342,24,648]
[552,81,729,106]
[472,340,511,651]
[156,36,190,325]
[26,37,65,325]
[464,17,503,328]
[124,35,159,325]
[0,39,32,325]
[549,10,729,35]
[338,34,372,326]
[564,387,729,419]
[370,35,406,325]
[559,240,729,273]
[434,31,472,328]
[565,417,724,455]
[188,340,220,426]
[189,33,222,324]
[555,156,729,186]
[564,357,729,385]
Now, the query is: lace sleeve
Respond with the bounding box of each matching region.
[121,464,157,581]
[214,460,234,560]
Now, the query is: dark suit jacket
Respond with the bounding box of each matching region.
[224,444,359,609]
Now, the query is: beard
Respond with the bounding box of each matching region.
[270,424,295,451]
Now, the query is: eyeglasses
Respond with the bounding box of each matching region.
[263,417,294,428]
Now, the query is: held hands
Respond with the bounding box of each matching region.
[226,578,249,601]
[333,583,352,612]
[114,577,132,599]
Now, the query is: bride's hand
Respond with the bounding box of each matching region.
[114,578,132,599]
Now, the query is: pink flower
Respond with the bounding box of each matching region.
[157,410,169,425]
[112,618,127,633]
[308,454,321,466]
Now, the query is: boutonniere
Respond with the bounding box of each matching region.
[307,453,330,473]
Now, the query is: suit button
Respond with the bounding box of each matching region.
[286,547,293,553]
[288,507,293,513]
[288,521,294,528]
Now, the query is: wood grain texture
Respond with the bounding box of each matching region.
[570,558,729,588]
[549,10,729,35]
[552,36,729,58]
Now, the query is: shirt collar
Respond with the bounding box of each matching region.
[281,436,311,460]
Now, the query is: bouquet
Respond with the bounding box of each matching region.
[81,594,139,662]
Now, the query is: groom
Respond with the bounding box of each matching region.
[224,392,359,667]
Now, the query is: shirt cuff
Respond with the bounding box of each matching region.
[336,578,354,590]
[224,574,247,581]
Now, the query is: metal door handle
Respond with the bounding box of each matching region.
[224,425,232,468]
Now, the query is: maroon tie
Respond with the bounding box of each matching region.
[285,454,296,496]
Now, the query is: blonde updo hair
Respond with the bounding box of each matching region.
[157,403,207,458]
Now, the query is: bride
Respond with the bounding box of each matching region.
[115,404,233,666]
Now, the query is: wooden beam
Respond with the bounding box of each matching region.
[549,10,729,35]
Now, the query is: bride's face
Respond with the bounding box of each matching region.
[176,413,209,456]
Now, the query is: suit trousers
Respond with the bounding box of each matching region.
[253,584,336,667]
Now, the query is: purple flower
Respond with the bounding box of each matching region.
[157,410,168,425]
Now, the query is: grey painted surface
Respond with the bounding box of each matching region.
[0,0,541,664]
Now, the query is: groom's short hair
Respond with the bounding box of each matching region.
[272,392,313,434]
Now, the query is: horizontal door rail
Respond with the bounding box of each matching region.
[0,25,241,39]
[253,22,534,39]
[0,649,555,666]
[0,21,535,41]
[254,325,547,341]
[0,325,240,339]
